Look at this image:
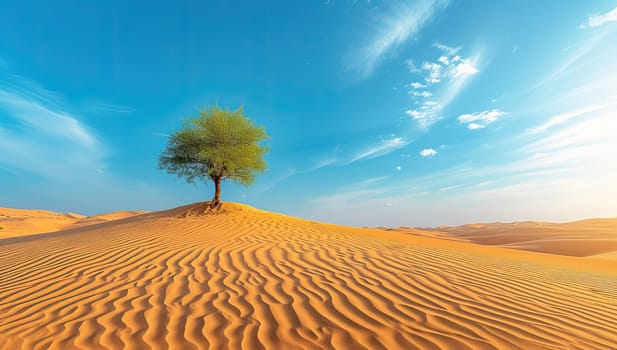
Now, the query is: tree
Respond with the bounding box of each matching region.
[159,105,269,207]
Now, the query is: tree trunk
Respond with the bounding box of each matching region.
[212,177,221,207]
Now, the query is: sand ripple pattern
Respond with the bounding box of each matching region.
[1,203,616,349]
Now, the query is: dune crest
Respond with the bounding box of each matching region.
[1,203,616,349]
[0,207,146,238]
[151,201,264,218]
[399,218,617,258]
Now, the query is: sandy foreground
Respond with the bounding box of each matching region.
[1,203,616,349]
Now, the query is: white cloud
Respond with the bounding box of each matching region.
[404,44,481,129]
[405,60,421,73]
[406,109,423,119]
[412,90,432,98]
[405,108,438,127]
[454,60,479,77]
[349,136,409,163]
[585,6,617,28]
[406,100,443,127]
[433,42,460,56]
[420,148,437,157]
[457,109,505,130]
[467,123,485,130]
[422,61,443,83]
[438,55,450,65]
[355,0,449,78]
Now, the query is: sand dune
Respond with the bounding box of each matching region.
[1,202,616,349]
[0,207,146,238]
[394,218,617,258]
[0,208,81,238]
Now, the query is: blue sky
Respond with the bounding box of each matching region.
[1,1,616,227]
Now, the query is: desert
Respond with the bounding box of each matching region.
[2,1,617,349]
[1,203,616,349]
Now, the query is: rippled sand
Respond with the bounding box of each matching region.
[1,203,616,349]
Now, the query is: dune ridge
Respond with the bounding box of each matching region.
[1,202,616,349]
[0,207,146,238]
[393,218,617,258]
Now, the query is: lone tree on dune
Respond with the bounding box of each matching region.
[159,105,269,207]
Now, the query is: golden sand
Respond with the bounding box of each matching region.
[0,207,145,239]
[397,218,617,258]
[1,203,616,349]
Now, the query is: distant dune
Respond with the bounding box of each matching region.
[392,218,617,258]
[1,203,616,349]
[0,207,146,238]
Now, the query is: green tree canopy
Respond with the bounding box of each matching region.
[158,105,269,206]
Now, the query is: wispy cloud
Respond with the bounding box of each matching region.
[582,6,617,28]
[354,0,449,79]
[520,108,616,156]
[457,109,506,130]
[309,176,405,206]
[347,136,409,164]
[354,176,389,187]
[405,43,480,128]
[532,31,608,92]
[0,91,96,147]
[250,168,297,196]
[419,148,437,157]
[433,42,460,56]
[307,157,338,172]
[307,136,409,172]
[527,103,611,134]
[91,102,136,114]
[0,73,105,179]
